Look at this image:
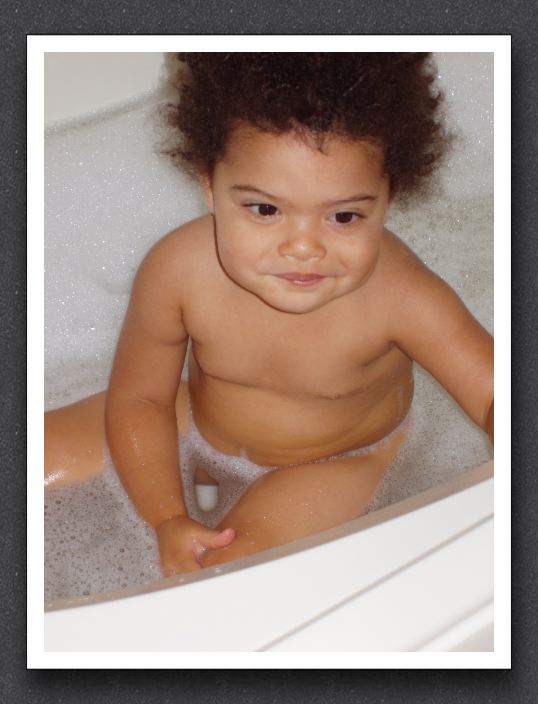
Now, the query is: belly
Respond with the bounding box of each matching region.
[184,351,414,467]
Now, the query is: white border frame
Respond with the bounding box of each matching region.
[28,34,511,669]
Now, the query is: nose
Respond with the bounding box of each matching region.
[278,227,327,261]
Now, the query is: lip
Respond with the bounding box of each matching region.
[276,272,326,287]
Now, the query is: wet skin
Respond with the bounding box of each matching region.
[45,128,493,575]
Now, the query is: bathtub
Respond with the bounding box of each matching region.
[43,461,494,655]
[33,43,508,661]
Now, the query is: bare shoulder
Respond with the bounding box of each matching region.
[377,231,492,430]
[135,214,215,289]
[376,228,451,308]
[378,229,430,283]
[376,227,485,355]
[145,214,214,266]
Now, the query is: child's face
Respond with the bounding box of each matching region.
[203,126,390,314]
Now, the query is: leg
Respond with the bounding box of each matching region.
[45,391,107,489]
[44,382,214,490]
[201,430,404,568]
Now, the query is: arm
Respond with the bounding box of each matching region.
[486,400,494,444]
[105,232,234,573]
[391,252,493,445]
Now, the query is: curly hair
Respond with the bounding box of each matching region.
[161,52,452,203]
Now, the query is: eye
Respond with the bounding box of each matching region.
[246,203,279,218]
[329,211,363,225]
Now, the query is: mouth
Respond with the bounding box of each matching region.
[275,272,326,287]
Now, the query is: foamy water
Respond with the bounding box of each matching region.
[44,55,493,603]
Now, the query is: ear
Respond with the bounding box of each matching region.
[200,174,214,213]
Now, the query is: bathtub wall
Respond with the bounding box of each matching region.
[44,53,166,125]
[45,52,493,159]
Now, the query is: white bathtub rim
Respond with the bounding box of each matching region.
[45,459,493,613]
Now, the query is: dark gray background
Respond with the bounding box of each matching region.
[3,0,536,701]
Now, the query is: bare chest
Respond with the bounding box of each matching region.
[184,290,397,399]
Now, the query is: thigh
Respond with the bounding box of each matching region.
[201,430,405,567]
[44,382,206,489]
[45,392,108,489]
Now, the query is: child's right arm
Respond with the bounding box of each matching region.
[105,232,234,575]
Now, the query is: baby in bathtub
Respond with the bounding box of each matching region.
[45,53,493,577]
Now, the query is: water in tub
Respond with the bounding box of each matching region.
[44,55,493,603]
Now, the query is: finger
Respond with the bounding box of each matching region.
[190,529,234,562]
[203,527,236,549]
[162,555,201,577]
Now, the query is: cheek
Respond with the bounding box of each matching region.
[339,235,379,269]
[216,228,261,274]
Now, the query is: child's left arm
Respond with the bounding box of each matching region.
[391,258,493,445]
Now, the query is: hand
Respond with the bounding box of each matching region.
[155,514,235,576]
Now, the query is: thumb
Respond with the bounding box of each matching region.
[204,527,236,549]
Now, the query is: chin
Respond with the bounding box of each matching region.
[258,292,328,315]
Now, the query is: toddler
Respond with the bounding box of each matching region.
[45,53,493,577]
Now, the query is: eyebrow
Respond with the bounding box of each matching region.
[230,184,377,206]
